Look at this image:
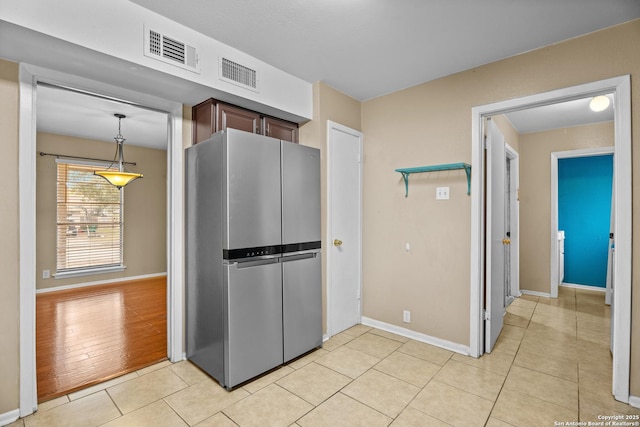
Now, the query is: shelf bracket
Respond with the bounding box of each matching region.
[395,162,471,197]
[398,171,411,198]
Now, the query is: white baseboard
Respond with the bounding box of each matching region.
[36,272,168,294]
[561,282,607,293]
[521,289,552,298]
[0,409,19,427]
[361,317,470,356]
[629,395,640,409]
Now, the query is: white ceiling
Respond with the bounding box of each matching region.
[37,85,169,149]
[28,1,638,147]
[131,0,640,101]
[505,94,615,134]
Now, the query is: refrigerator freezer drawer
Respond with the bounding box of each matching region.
[282,252,322,362]
[225,259,283,388]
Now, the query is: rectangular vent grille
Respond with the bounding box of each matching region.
[219,57,259,92]
[162,36,185,64]
[144,26,200,74]
[149,30,161,56]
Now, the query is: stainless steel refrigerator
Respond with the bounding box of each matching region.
[185,128,321,389]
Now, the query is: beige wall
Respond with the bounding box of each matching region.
[493,115,520,153]
[361,19,640,394]
[299,82,361,334]
[36,133,167,290]
[361,77,473,346]
[0,58,19,414]
[518,122,614,293]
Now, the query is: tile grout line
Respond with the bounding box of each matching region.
[484,302,527,427]
[574,289,582,421]
[380,351,453,425]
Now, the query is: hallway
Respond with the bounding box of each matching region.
[15,287,639,426]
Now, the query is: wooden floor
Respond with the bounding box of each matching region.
[36,277,167,402]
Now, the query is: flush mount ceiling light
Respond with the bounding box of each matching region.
[589,95,610,112]
[94,114,143,189]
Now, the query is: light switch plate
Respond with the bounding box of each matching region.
[436,187,450,200]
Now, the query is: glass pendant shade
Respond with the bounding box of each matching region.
[94,114,143,189]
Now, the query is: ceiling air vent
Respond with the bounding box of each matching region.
[219,57,259,93]
[144,26,200,73]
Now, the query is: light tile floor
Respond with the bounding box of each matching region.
[11,287,640,426]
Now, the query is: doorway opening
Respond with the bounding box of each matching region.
[551,147,614,299]
[34,83,170,401]
[558,155,612,290]
[470,76,632,403]
[19,64,184,416]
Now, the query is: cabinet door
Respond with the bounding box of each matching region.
[264,117,299,143]
[192,99,216,144]
[218,102,261,135]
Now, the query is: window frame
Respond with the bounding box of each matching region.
[54,158,126,279]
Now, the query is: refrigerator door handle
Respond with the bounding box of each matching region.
[233,257,281,269]
[280,252,318,263]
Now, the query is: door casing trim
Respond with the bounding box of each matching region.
[18,63,184,416]
[505,143,520,303]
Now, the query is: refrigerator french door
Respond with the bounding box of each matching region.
[281,141,322,362]
[224,259,282,386]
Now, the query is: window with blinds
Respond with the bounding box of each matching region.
[56,162,123,273]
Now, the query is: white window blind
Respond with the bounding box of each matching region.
[56,161,123,273]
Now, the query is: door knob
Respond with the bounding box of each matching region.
[333,239,343,247]
[502,238,511,245]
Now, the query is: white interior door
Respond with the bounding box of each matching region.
[485,119,506,353]
[327,121,363,336]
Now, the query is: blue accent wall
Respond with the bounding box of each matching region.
[558,154,613,288]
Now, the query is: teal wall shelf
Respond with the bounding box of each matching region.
[395,162,471,197]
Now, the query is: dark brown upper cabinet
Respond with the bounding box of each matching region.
[263,117,299,143]
[192,98,299,144]
[218,102,261,135]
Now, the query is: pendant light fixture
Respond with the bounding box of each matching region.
[94,113,143,189]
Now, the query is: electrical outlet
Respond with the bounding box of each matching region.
[42,269,50,279]
[403,310,411,323]
[436,187,450,200]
